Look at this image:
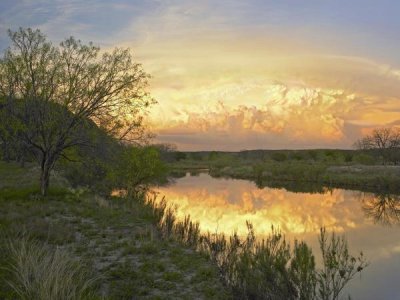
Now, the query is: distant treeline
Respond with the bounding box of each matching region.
[163,148,386,165]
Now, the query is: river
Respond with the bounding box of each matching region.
[155,172,400,299]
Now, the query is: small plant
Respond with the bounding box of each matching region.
[290,241,317,300]
[317,228,368,300]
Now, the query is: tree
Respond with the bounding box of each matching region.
[0,98,16,161]
[355,127,400,164]
[0,28,153,195]
[110,146,167,195]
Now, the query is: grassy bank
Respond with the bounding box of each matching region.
[0,160,369,299]
[0,162,228,299]
[208,162,400,193]
[169,150,400,193]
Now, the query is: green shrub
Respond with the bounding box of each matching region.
[353,153,375,165]
[271,152,287,162]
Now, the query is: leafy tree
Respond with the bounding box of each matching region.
[59,123,123,193]
[110,146,167,195]
[0,28,152,195]
[0,98,16,161]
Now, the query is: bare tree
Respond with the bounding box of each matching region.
[0,28,153,195]
[361,193,400,226]
[355,127,400,164]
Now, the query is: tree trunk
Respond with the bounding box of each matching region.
[40,155,53,196]
[18,153,25,168]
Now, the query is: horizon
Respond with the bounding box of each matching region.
[1,1,400,151]
[161,148,357,153]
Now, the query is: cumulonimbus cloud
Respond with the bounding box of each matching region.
[145,48,400,150]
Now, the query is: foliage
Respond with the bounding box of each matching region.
[271,152,287,162]
[0,27,153,195]
[290,241,317,300]
[352,153,375,165]
[58,124,123,194]
[110,146,168,194]
[317,228,368,300]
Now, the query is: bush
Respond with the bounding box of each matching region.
[110,146,168,194]
[353,153,375,165]
[271,152,287,162]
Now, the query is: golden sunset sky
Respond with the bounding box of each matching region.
[1,1,400,150]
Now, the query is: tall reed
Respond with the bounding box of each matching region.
[141,194,368,300]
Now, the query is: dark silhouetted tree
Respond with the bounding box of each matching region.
[355,127,400,164]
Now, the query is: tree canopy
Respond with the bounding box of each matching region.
[0,28,153,195]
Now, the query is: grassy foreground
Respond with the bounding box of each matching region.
[0,162,229,299]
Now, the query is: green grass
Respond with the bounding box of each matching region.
[0,161,229,299]
[169,157,400,193]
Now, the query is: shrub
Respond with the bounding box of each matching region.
[352,153,375,165]
[317,228,368,300]
[271,152,287,162]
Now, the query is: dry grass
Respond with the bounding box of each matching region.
[5,236,98,300]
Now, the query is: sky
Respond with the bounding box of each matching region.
[1,0,400,150]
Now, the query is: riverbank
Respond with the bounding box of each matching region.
[0,162,228,299]
[170,158,400,194]
[0,161,371,300]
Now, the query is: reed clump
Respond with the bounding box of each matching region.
[142,194,368,300]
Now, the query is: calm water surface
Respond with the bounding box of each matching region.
[155,173,400,300]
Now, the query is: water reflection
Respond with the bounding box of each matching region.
[156,172,400,299]
[361,193,400,226]
[158,173,364,236]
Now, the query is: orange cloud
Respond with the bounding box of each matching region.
[136,37,400,150]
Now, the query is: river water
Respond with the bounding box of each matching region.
[155,172,400,299]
